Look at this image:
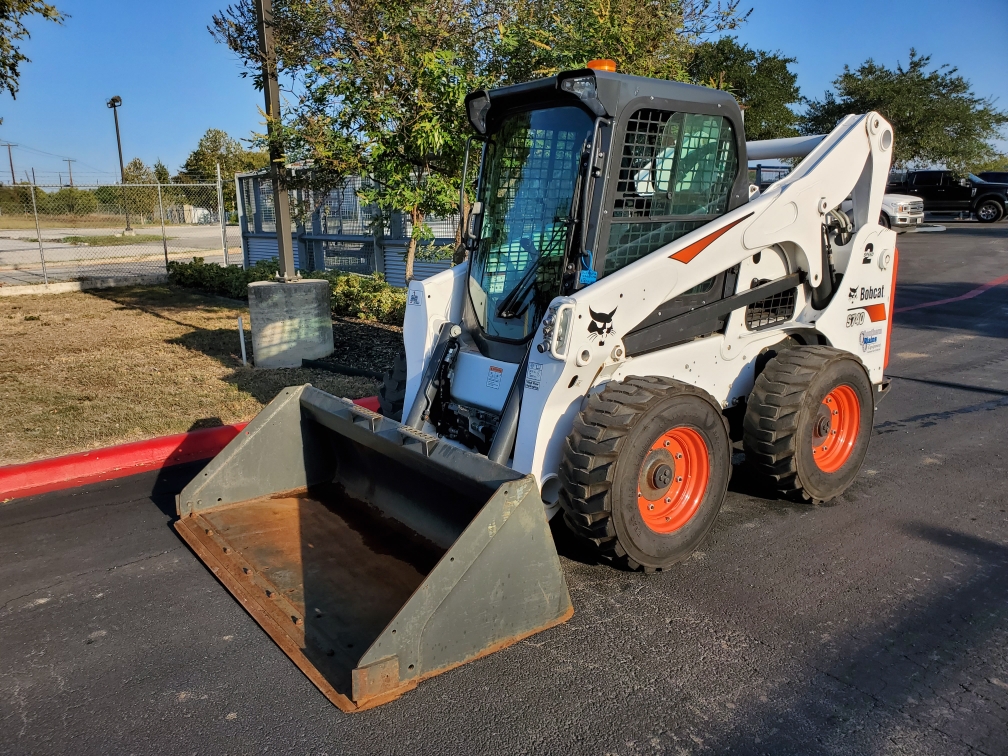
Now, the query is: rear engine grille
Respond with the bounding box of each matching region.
[746,286,797,330]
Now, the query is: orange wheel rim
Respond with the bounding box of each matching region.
[637,427,709,533]
[812,384,860,473]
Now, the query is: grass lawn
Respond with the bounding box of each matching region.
[60,234,170,246]
[0,285,389,466]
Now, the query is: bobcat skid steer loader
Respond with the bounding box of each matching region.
[176,61,897,710]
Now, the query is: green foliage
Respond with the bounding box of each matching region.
[0,0,63,100]
[167,257,279,300]
[0,182,33,212]
[167,256,407,325]
[972,154,1008,174]
[687,37,800,140]
[497,0,748,83]
[37,186,98,215]
[305,271,407,325]
[210,0,751,282]
[802,50,1008,172]
[61,234,164,246]
[177,128,268,211]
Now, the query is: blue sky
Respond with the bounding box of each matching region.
[1,0,1005,184]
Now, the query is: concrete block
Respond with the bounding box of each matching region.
[248,279,334,368]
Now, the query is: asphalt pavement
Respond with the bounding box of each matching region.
[0,225,234,286]
[2,222,1007,755]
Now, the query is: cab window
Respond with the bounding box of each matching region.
[601,109,737,276]
[912,171,942,186]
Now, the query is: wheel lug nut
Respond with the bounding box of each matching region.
[664,440,670,447]
[648,504,654,510]
[665,497,671,503]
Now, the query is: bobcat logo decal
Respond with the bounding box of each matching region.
[848,286,859,303]
[588,306,616,345]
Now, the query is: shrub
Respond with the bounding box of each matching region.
[167,257,406,326]
[166,257,278,299]
[305,270,406,325]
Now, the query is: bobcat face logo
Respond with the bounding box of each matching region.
[848,286,859,302]
[588,306,616,345]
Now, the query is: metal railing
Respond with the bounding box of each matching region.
[0,180,235,286]
[236,172,458,287]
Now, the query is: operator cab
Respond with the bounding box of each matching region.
[429,64,750,454]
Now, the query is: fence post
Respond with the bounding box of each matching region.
[28,183,48,285]
[217,162,229,266]
[157,181,169,272]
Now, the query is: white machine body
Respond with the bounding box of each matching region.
[402,112,897,516]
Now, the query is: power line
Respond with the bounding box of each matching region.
[3,141,117,177]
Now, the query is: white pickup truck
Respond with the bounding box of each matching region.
[879,193,924,231]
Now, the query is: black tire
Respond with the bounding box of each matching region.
[975,199,1004,223]
[378,351,407,421]
[879,212,891,230]
[743,346,873,503]
[558,376,731,572]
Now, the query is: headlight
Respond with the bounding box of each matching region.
[559,75,597,100]
[896,203,907,213]
[553,306,574,358]
[537,298,575,359]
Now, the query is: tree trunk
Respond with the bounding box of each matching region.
[405,207,421,283]
[453,192,470,266]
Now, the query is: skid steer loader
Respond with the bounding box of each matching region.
[176,61,897,710]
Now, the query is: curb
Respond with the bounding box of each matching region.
[0,274,169,297]
[0,395,382,502]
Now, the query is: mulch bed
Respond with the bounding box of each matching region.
[323,316,404,377]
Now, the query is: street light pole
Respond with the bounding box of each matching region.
[106,96,133,233]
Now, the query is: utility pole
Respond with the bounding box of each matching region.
[106,96,133,233]
[254,0,295,279]
[1,143,16,184]
[64,159,75,187]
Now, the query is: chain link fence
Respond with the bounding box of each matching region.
[0,181,238,286]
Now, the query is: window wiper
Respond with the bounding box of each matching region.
[495,237,542,319]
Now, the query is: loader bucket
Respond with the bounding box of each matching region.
[174,385,573,711]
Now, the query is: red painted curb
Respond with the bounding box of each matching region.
[0,395,382,502]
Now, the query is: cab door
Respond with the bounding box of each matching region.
[943,173,973,211]
[909,171,944,210]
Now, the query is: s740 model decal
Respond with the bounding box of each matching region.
[846,304,886,326]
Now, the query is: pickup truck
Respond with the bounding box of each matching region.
[886,169,1007,223]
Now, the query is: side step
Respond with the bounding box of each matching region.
[175,385,573,711]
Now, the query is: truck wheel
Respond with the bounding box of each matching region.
[975,199,1004,223]
[879,212,891,229]
[378,351,407,421]
[559,377,731,572]
[743,346,873,503]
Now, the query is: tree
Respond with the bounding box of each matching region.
[211,0,499,280]
[495,0,748,84]
[121,157,157,220]
[802,50,1008,172]
[209,0,750,279]
[687,36,800,140]
[0,0,63,100]
[178,128,267,212]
